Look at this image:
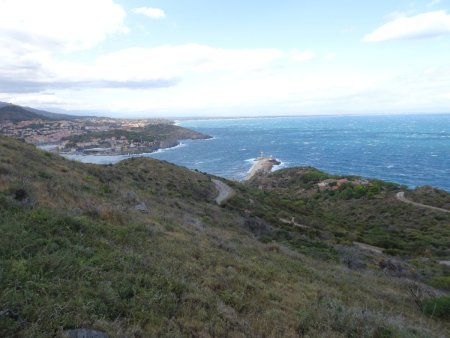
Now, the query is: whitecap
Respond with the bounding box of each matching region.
[273,160,287,171]
[153,142,187,154]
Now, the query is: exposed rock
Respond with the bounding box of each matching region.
[134,202,149,214]
[245,217,270,236]
[245,157,281,181]
[376,257,418,279]
[0,309,25,325]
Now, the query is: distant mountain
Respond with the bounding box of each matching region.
[0,105,52,122]
[0,102,87,122]
[0,101,12,110]
[23,106,84,120]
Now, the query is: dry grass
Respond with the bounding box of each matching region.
[0,136,449,337]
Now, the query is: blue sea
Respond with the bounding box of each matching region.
[65,114,450,191]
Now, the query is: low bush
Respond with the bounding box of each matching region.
[429,276,450,291]
[422,296,450,319]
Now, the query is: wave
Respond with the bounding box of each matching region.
[273,160,287,171]
[152,142,187,154]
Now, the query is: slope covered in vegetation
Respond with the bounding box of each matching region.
[0,136,449,337]
[0,105,50,123]
[236,167,450,259]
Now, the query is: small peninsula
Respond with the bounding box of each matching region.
[245,157,281,180]
[61,124,211,156]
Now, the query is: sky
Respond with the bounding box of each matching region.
[1,0,450,117]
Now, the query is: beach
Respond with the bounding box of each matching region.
[245,157,281,180]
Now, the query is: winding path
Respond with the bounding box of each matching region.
[212,179,236,205]
[396,192,450,213]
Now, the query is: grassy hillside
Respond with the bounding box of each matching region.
[0,136,449,337]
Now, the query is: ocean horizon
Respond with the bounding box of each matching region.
[65,114,450,191]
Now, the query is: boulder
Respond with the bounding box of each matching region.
[134,202,149,214]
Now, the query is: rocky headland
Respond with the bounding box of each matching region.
[245,157,281,180]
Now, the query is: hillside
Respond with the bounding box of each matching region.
[0,105,51,122]
[0,102,84,121]
[234,167,450,259]
[23,106,85,120]
[0,136,449,337]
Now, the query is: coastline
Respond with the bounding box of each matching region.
[60,140,190,164]
[61,139,183,157]
[244,157,281,181]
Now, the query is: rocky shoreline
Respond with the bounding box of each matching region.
[245,157,281,180]
[61,139,183,156]
[59,124,212,157]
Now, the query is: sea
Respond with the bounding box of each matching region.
[64,114,450,191]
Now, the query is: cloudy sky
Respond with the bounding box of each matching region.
[1,0,450,117]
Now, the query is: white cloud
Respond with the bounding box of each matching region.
[0,0,127,53]
[133,7,166,19]
[289,49,316,62]
[74,44,282,84]
[364,10,450,42]
[6,53,450,117]
[0,2,447,116]
[0,43,284,94]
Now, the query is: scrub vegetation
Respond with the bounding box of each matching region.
[0,136,449,337]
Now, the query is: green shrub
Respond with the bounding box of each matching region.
[422,296,450,319]
[38,170,52,179]
[259,234,273,244]
[372,326,396,338]
[429,276,450,291]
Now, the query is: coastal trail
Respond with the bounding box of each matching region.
[396,192,450,213]
[212,179,236,206]
[211,157,280,206]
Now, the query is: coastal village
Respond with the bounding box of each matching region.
[63,134,166,155]
[0,110,177,155]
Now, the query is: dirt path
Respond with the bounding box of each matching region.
[212,179,236,205]
[279,218,308,229]
[396,192,450,213]
[353,242,384,255]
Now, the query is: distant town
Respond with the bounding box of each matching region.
[0,103,209,155]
